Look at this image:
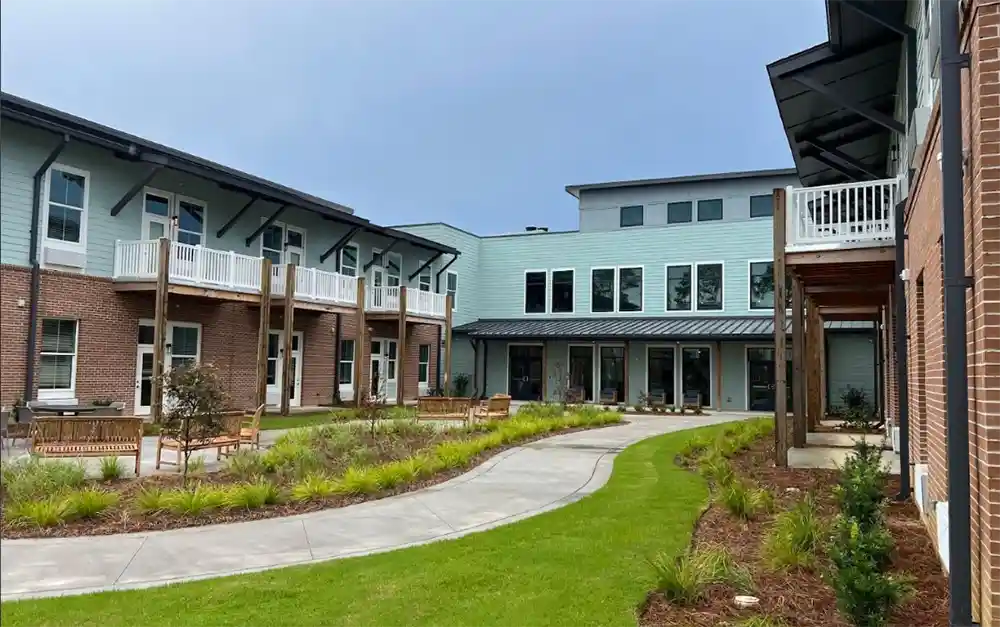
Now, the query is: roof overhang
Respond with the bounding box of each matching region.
[0,92,459,256]
[564,168,798,199]
[767,0,908,188]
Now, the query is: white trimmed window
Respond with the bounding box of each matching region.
[418,262,432,292]
[43,165,89,250]
[39,319,78,400]
[446,271,458,310]
[339,339,355,384]
[169,323,200,369]
[418,344,430,384]
[340,244,359,277]
[387,252,402,287]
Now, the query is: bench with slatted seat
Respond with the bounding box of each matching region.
[416,397,473,422]
[155,410,246,470]
[473,394,512,421]
[30,416,144,475]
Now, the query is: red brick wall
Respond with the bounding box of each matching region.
[356,319,439,402]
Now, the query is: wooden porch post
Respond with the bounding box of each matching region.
[715,341,723,409]
[280,263,296,416]
[397,287,407,406]
[444,295,453,394]
[255,258,273,412]
[542,340,549,401]
[622,340,630,406]
[772,187,789,467]
[354,277,366,406]
[806,297,822,430]
[791,273,806,447]
[150,237,171,423]
[332,312,341,404]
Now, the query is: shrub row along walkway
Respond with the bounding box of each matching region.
[1,413,747,601]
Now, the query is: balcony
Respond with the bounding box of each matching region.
[112,240,447,318]
[785,176,902,254]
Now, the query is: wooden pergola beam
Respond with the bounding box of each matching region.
[791,275,806,447]
[150,237,171,423]
[256,258,273,411]
[444,295,453,395]
[397,287,407,406]
[280,264,296,416]
[772,188,789,467]
[354,277,367,406]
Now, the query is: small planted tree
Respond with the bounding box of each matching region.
[159,363,230,483]
[358,378,390,440]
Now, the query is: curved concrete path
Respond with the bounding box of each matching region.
[1,413,747,601]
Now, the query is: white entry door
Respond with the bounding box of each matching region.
[266,331,303,407]
[369,338,398,402]
[134,345,155,415]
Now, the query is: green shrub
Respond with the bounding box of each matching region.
[679,435,712,460]
[764,496,824,570]
[224,449,268,481]
[162,484,226,516]
[518,403,564,420]
[374,460,418,489]
[64,487,119,519]
[827,516,911,627]
[338,466,382,495]
[225,479,281,509]
[135,486,169,514]
[290,474,338,502]
[648,546,752,605]
[186,457,207,475]
[433,440,478,467]
[698,452,735,486]
[99,457,125,481]
[835,441,888,529]
[1,457,86,503]
[718,481,773,520]
[6,497,72,528]
[263,440,322,478]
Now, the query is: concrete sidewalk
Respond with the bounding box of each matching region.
[0,413,746,601]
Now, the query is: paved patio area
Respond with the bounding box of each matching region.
[0,413,749,601]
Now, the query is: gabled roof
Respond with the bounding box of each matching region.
[0,92,458,256]
[452,317,872,340]
[565,168,798,199]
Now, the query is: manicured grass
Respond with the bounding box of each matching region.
[258,411,336,431]
[0,422,734,627]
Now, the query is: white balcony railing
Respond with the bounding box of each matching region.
[368,285,401,311]
[114,240,357,307]
[786,175,901,252]
[366,285,447,318]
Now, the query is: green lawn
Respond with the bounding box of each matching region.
[1,422,732,627]
[258,411,336,431]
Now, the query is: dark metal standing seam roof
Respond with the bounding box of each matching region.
[0,92,459,256]
[452,317,873,341]
[766,1,906,188]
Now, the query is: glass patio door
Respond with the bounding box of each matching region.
[266,331,303,407]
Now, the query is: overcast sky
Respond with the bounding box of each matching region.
[0,0,827,233]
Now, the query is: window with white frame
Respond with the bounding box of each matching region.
[418,261,432,291]
[591,268,616,313]
[39,319,78,399]
[339,339,355,384]
[340,244,359,277]
[551,269,574,313]
[169,325,200,369]
[418,344,430,384]
[386,252,402,287]
[176,198,206,245]
[446,271,458,310]
[44,166,89,248]
[666,264,692,311]
[524,271,547,314]
[749,261,792,310]
[696,263,724,311]
[618,267,643,312]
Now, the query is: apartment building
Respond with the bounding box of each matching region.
[0,93,462,415]
[767,0,999,624]
[397,169,879,412]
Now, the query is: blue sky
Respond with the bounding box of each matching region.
[1,0,826,234]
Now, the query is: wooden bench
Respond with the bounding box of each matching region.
[599,389,618,405]
[473,394,512,421]
[30,416,144,475]
[155,410,245,470]
[416,397,474,422]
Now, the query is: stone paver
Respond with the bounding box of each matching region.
[0,413,747,601]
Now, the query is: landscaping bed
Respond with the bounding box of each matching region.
[640,428,948,627]
[1,407,622,539]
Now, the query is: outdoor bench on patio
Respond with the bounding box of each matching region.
[30,416,144,475]
[416,397,474,422]
[154,410,246,470]
[473,394,512,420]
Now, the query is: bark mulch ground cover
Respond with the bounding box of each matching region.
[640,438,949,627]
[2,417,618,540]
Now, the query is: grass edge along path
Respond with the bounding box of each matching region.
[1,420,744,627]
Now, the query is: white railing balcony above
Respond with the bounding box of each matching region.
[273,265,358,306]
[367,285,400,312]
[786,175,902,253]
[407,289,447,318]
[114,240,263,292]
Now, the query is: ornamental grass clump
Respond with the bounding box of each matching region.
[763,496,825,570]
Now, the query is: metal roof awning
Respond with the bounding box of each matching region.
[0,92,459,256]
[453,317,874,341]
[766,0,909,188]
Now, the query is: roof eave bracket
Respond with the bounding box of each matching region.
[320,226,362,264]
[363,238,402,272]
[408,252,443,281]
[245,203,289,248]
[790,75,905,137]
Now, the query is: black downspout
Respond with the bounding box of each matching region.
[874,315,883,421]
[332,313,341,404]
[940,1,976,625]
[24,135,70,403]
[894,201,911,502]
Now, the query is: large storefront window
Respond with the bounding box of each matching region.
[646,346,675,405]
[599,346,625,403]
[681,346,711,407]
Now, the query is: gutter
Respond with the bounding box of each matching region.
[24,134,70,403]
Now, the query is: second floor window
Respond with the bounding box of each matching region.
[697,263,723,311]
[620,205,643,227]
[750,194,773,218]
[418,262,432,291]
[340,244,358,276]
[750,261,775,309]
[618,267,643,312]
[386,252,402,287]
[591,268,615,313]
[447,271,458,310]
[551,269,574,313]
[697,199,723,222]
[45,166,88,247]
[525,271,547,314]
[667,201,692,224]
[666,264,692,311]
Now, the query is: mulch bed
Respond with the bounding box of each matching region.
[640,440,949,627]
[1,424,611,540]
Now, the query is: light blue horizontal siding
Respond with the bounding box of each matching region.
[394,224,481,327]
[827,331,877,409]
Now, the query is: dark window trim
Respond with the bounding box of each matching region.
[696,198,724,222]
[619,205,644,228]
[749,194,773,218]
[666,201,693,224]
